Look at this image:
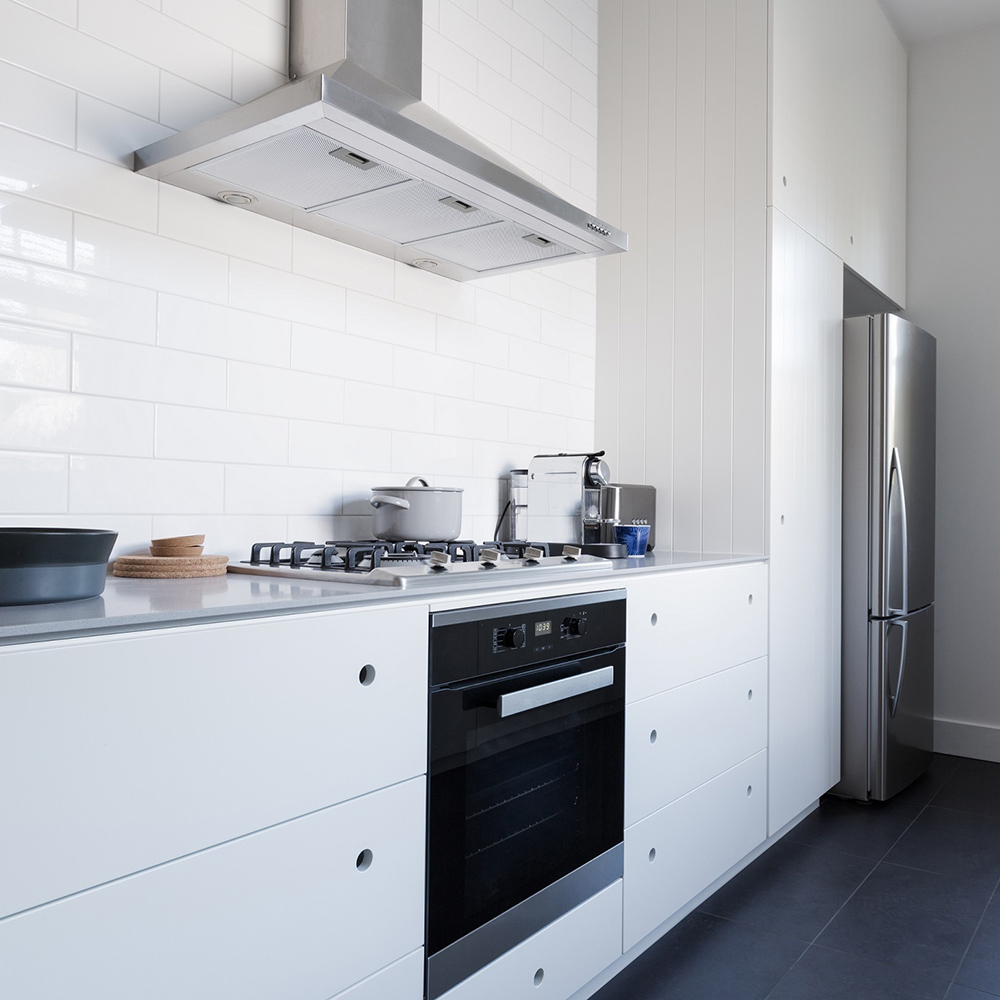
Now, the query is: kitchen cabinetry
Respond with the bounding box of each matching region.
[770,0,907,304]
[0,603,428,1000]
[767,210,843,834]
[622,563,768,951]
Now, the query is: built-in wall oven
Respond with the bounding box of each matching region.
[426,590,626,999]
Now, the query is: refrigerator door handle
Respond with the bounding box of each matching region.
[887,618,910,719]
[887,446,910,616]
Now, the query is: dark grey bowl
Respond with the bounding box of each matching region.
[0,528,118,606]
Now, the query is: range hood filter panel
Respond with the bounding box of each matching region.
[193,125,411,211]
[409,221,574,272]
[316,179,503,245]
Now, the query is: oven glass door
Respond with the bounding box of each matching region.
[427,647,624,957]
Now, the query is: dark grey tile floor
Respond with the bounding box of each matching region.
[595,755,1000,1000]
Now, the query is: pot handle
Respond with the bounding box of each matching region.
[370,494,411,510]
[405,476,430,487]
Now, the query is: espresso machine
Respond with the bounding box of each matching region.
[504,452,656,552]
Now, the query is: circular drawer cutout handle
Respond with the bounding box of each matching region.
[747,688,753,701]
[748,593,754,605]
[359,664,376,686]
[650,612,658,627]
[648,847,657,863]
[533,968,545,987]
[746,785,753,797]
[356,849,373,872]
[649,729,657,744]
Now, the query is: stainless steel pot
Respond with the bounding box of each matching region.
[370,477,464,542]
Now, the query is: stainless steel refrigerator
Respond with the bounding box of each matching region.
[837,313,936,801]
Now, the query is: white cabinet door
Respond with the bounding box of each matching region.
[625,657,767,827]
[623,751,767,952]
[0,603,428,918]
[438,882,622,1000]
[0,777,426,1000]
[329,950,424,1000]
[768,209,842,834]
[626,563,767,704]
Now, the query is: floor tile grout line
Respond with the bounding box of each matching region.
[948,868,1000,989]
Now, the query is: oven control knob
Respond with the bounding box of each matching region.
[564,616,588,637]
[498,627,525,649]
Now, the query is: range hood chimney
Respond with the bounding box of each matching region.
[134,0,627,281]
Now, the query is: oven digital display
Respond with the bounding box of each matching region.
[534,620,553,637]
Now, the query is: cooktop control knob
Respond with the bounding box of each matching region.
[498,627,526,649]
[563,616,588,637]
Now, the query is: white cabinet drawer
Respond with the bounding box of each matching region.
[625,657,767,826]
[0,777,426,1000]
[438,881,623,1000]
[623,751,767,951]
[626,563,767,703]
[330,949,424,1000]
[0,603,428,918]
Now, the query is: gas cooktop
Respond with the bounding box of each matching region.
[228,540,615,590]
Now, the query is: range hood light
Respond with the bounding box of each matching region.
[133,0,627,281]
[412,259,439,270]
[218,191,256,206]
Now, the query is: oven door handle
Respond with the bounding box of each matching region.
[496,664,615,718]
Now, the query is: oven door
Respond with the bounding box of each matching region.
[426,646,624,998]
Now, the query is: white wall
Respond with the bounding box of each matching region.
[906,25,1000,760]
[0,0,600,558]
[595,0,767,555]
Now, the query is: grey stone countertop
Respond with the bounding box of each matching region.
[0,550,766,645]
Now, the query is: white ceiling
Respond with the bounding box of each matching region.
[878,0,1000,48]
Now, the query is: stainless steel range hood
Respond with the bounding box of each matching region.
[134,0,627,282]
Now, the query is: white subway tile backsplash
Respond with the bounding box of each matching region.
[513,0,573,55]
[76,95,174,166]
[158,184,292,270]
[232,52,286,104]
[0,321,70,389]
[0,193,72,268]
[440,2,513,77]
[344,382,435,434]
[162,0,287,72]
[566,417,595,450]
[70,454,225,514]
[0,60,76,147]
[1,3,159,117]
[475,286,541,339]
[437,316,510,368]
[155,404,287,465]
[0,386,154,456]
[292,229,394,300]
[230,259,346,329]
[224,463,341,516]
[75,216,230,304]
[2,0,599,531]
[393,345,475,399]
[157,294,290,365]
[435,396,507,442]
[0,450,68,512]
[346,290,437,351]
[1,127,159,232]
[290,324,393,383]
[228,361,345,423]
[511,50,572,118]
[16,0,77,26]
[158,72,238,131]
[72,334,228,407]
[288,420,392,473]
[390,431,475,477]
[78,0,232,98]
[474,361,540,410]
[0,259,157,342]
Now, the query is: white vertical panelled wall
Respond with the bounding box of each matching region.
[595,0,767,556]
[766,208,843,834]
[907,26,1000,761]
[0,0,600,556]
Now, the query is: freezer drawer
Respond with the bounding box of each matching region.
[871,605,934,801]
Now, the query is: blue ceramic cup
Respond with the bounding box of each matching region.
[614,523,650,556]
